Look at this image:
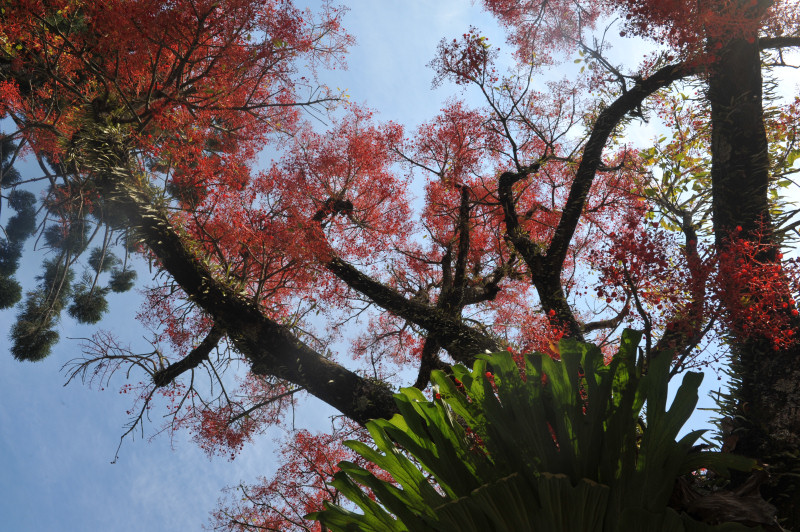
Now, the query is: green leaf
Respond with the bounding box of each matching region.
[311,331,759,532]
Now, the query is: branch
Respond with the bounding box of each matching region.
[311,195,498,360]
[439,185,471,313]
[658,210,714,378]
[497,161,544,268]
[325,257,499,360]
[547,62,694,268]
[497,63,694,339]
[413,337,450,390]
[226,387,304,426]
[582,301,630,334]
[460,271,506,306]
[152,323,225,387]
[498,160,585,338]
[759,36,800,50]
[73,129,398,424]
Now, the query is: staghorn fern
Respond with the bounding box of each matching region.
[309,331,763,532]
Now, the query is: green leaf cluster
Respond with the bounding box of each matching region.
[0,137,34,309]
[2,128,139,360]
[0,189,36,308]
[10,258,74,361]
[309,331,759,532]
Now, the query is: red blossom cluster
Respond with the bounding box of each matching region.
[588,208,718,366]
[431,28,500,87]
[482,0,605,60]
[182,375,296,460]
[517,310,570,361]
[464,425,489,456]
[715,235,800,351]
[195,406,258,460]
[212,424,390,531]
[351,312,424,368]
[612,0,774,57]
[593,217,682,311]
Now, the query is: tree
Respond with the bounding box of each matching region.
[2,0,800,529]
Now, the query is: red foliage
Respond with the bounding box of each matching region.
[613,0,772,53]
[187,375,296,460]
[5,0,800,529]
[481,0,606,60]
[716,234,800,351]
[1,0,351,164]
[431,28,500,86]
[483,0,799,65]
[212,423,389,532]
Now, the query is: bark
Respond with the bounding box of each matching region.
[72,131,399,425]
[708,33,800,526]
[134,194,397,424]
[710,40,772,244]
[324,257,499,360]
[499,63,694,340]
[152,323,225,387]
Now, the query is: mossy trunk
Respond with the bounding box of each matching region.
[708,32,800,527]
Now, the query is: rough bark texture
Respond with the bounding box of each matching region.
[708,34,800,526]
[325,257,499,360]
[73,130,399,425]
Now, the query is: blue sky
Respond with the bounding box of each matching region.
[0,2,511,530]
[2,1,787,530]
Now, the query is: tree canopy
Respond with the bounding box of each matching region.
[2,0,800,529]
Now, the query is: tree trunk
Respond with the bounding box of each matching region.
[708,33,800,526]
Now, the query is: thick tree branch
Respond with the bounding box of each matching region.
[439,185,471,313]
[498,161,585,338]
[460,267,508,306]
[413,337,450,390]
[547,62,694,267]
[759,36,800,50]
[497,162,545,267]
[450,185,471,306]
[74,132,398,425]
[410,188,478,389]
[152,323,225,387]
[312,191,499,360]
[497,63,694,339]
[582,302,629,334]
[324,257,499,360]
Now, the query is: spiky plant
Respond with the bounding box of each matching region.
[309,331,765,531]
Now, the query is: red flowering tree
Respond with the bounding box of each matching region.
[3,0,800,528]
